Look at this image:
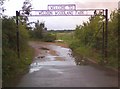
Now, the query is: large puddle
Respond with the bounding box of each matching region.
[29,44,76,73]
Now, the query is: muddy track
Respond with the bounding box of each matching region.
[14,41,118,87]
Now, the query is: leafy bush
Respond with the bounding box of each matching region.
[71,10,119,68]
[58,10,119,68]
[2,17,34,86]
[43,33,56,42]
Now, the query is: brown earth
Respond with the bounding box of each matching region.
[28,41,67,61]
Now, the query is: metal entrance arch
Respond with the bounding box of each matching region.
[16,4,108,64]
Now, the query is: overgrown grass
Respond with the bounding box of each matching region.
[72,45,102,63]
[2,44,34,87]
[2,17,35,87]
[57,32,118,69]
[29,33,56,42]
[56,32,74,44]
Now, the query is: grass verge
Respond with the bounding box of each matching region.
[57,32,118,69]
[2,44,34,87]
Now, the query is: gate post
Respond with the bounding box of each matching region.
[16,11,20,58]
[102,22,105,64]
[118,2,120,71]
[104,9,108,64]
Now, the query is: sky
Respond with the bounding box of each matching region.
[3,0,119,30]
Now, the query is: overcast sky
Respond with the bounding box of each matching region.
[3,0,119,30]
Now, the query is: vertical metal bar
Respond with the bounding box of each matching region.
[102,22,104,63]
[16,11,20,58]
[104,9,108,64]
[118,2,120,71]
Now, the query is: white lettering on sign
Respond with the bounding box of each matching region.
[30,10,87,16]
[54,11,73,15]
[75,11,84,15]
[38,10,53,15]
[49,6,65,10]
[21,4,105,17]
[48,4,76,10]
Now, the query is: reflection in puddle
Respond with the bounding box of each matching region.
[49,45,76,64]
[48,69,63,74]
[29,63,43,73]
[29,45,76,73]
[29,66,42,73]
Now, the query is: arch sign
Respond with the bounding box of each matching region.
[27,4,105,16]
[17,4,108,64]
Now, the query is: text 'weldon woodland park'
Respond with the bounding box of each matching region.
[27,4,104,16]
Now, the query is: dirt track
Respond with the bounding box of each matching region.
[29,41,69,61]
[16,41,118,87]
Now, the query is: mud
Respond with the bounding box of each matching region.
[15,41,119,87]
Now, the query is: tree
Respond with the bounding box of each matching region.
[108,10,118,59]
[71,9,119,67]
[2,16,30,84]
[74,15,104,49]
[28,20,56,42]
[0,0,7,17]
[21,0,32,22]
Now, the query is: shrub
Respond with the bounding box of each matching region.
[43,33,56,42]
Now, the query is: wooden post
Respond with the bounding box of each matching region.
[104,9,108,64]
[16,11,20,58]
